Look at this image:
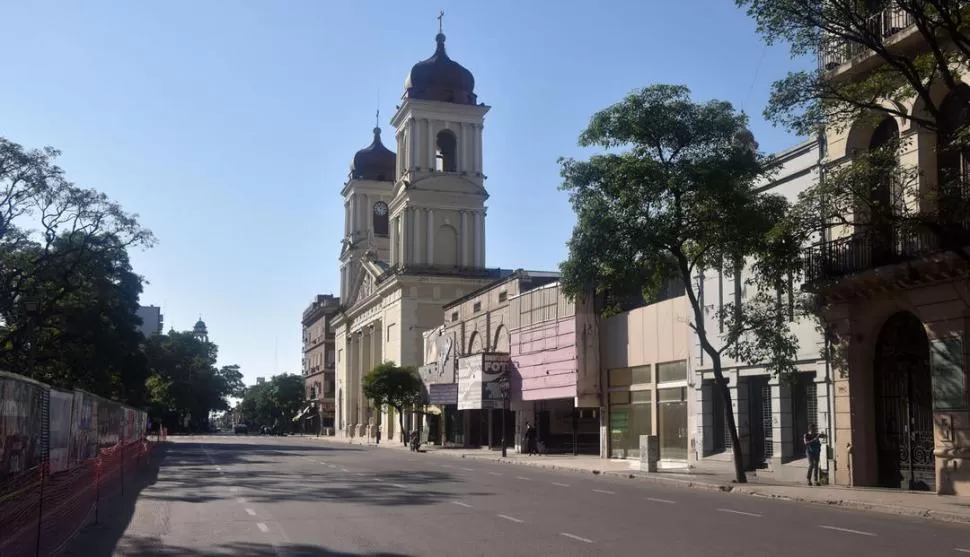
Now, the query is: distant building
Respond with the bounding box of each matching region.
[256,377,266,385]
[301,294,340,434]
[191,317,208,342]
[136,305,164,338]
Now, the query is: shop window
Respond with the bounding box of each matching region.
[631,365,652,384]
[608,368,632,387]
[658,387,688,460]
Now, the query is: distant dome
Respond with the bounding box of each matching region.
[193,318,207,331]
[403,33,477,105]
[350,127,396,182]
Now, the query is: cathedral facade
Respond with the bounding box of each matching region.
[332,28,505,442]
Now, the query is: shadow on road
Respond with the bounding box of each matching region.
[87,535,413,556]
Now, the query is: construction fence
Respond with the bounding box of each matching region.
[0,370,153,557]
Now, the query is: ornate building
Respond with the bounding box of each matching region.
[302,294,340,433]
[333,27,506,442]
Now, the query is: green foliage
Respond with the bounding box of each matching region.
[559,85,803,482]
[362,362,423,413]
[237,374,306,432]
[737,0,970,139]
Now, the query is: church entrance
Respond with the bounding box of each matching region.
[873,312,936,490]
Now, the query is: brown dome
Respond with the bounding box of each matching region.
[350,127,396,182]
[403,33,477,105]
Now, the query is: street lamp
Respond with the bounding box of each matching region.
[498,375,511,458]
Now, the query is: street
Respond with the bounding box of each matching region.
[67,435,970,557]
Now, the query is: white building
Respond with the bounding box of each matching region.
[692,139,833,483]
[332,28,508,443]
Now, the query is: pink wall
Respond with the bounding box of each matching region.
[512,316,578,401]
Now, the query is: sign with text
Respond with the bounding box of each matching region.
[481,354,512,410]
[457,356,482,410]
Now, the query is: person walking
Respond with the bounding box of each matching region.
[524,422,537,456]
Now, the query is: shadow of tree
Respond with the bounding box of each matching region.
[84,535,414,556]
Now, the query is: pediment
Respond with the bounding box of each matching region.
[346,254,388,309]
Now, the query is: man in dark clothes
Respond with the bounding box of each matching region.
[803,423,826,486]
[524,422,537,456]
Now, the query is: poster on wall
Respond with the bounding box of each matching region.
[481,354,511,410]
[457,356,482,410]
[48,389,75,473]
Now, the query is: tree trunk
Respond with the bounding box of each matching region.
[397,407,406,446]
[712,365,747,484]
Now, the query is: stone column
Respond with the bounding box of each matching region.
[390,216,398,265]
[459,211,468,266]
[350,194,358,237]
[476,210,485,267]
[426,209,435,265]
[426,119,434,169]
[357,331,366,425]
[402,208,412,265]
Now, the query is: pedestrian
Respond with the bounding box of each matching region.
[524,422,537,456]
[803,423,825,486]
[376,425,381,445]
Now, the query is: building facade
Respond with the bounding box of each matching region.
[508,281,600,455]
[135,305,163,338]
[302,294,340,433]
[693,139,830,482]
[599,294,694,467]
[805,9,970,496]
[333,28,508,445]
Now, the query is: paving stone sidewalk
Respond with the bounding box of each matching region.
[314,435,970,525]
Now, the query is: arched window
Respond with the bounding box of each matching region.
[937,87,970,212]
[435,130,457,172]
[373,201,389,237]
[867,117,899,256]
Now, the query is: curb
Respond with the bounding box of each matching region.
[310,437,970,525]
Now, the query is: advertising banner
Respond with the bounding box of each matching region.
[481,354,512,410]
[456,356,482,410]
[48,389,74,473]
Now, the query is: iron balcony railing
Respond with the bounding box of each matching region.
[803,222,970,283]
[820,6,916,69]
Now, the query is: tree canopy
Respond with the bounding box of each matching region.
[558,84,801,482]
[363,362,422,445]
[237,373,306,433]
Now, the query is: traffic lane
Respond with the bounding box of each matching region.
[340,447,970,556]
[199,438,970,555]
[197,439,600,557]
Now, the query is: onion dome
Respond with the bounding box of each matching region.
[403,33,477,105]
[350,127,396,182]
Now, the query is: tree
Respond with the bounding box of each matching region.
[558,85,801,483]
[237,374,305,433]
[0,137,154,350]
[0,231,150,405]
[738,0,970,257]
[362,362,423,446]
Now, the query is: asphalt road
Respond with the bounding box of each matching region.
[65,435,970,557]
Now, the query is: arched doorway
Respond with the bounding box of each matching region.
[873,311,935,490]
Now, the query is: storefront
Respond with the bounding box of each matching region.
[457,353,514,448]
[606,360,689,462]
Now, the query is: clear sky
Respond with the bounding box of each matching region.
[0,0,807,387]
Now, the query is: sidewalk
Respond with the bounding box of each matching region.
[313,435,970,525]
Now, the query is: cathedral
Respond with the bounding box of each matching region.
[332,26,505,442]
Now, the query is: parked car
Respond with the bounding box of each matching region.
[233,423,248,434]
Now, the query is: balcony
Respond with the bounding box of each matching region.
[820,7,916,72]
[803,222,970,291]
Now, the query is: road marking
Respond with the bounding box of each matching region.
[461,467,474,472]
[328,464,336,468]
[245,508,256,516]
[515,476,531,481]
[552,482,570,487]
[319,461,327,464]
[356,472,366,476]
[819,525,876,537]
[498,514,524,523]
[451,501,472,508]
[716,508,762,518]
[216,466,222,471]
[228,486,239,492]
[236,497,247,504]
[592,489,615,494]
[373,478,385,483]
[560,532,593,544]
[647,497,676,504]
[341,468,350,472]
[441,464,454,468]
[389,483,407,489]
[489,472,502,476]
[954,549,970,554]
[256,523,269,533]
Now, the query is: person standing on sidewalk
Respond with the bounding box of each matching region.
[803,423,825,486]
[524,422,537,456]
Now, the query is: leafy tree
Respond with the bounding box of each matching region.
[363,362,422,446]
[144,332,241,432]
[0,137,154,348]
[738,0,970,257]
[237,374,305,433]
[557,85,801,483]
[0,231,150,405]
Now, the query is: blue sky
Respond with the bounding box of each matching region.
[0,0,807,386]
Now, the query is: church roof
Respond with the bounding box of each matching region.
[403,33,477,105]
[350,127,396,182]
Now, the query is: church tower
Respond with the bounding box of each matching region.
[192,317,208,343]
[387,26,489,270]
[338,123,396,302]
